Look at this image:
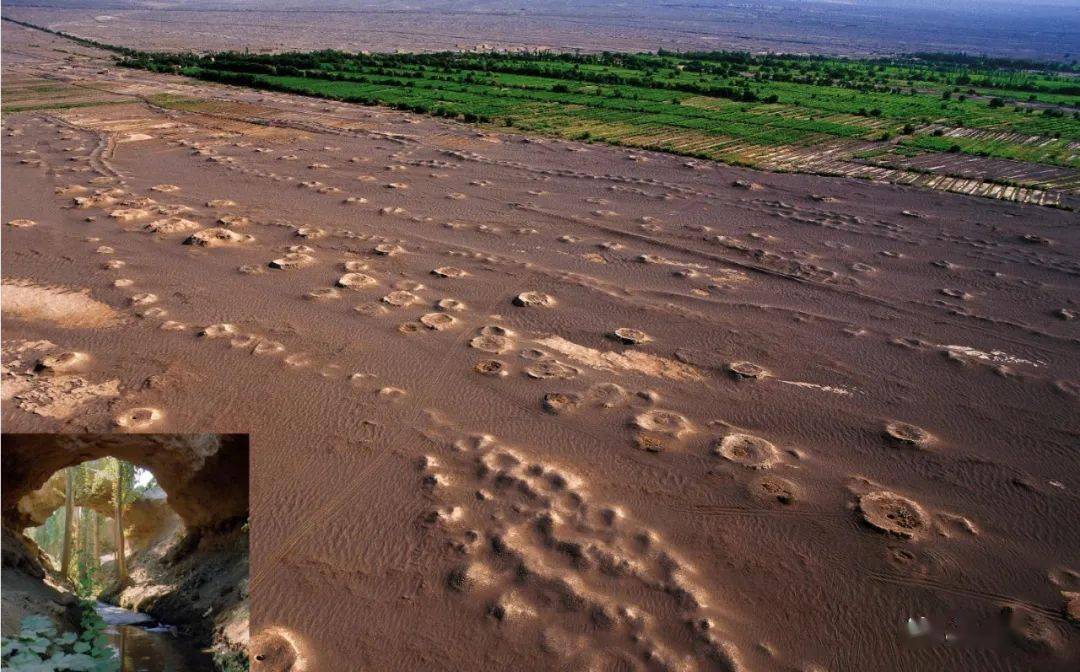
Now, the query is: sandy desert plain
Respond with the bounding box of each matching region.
[2,13,1080,672]
[5,0,1078,59]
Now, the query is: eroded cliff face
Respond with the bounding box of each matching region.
[0,527,79,636]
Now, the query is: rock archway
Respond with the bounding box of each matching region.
[2,433,248,534]
[1,434,249,663]
[19,469,179,555]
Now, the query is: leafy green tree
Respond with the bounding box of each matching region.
[107,459,136,586]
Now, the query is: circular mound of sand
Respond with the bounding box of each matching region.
[587,382,628,408]
[136,306,168,320]
[748,475,798,505]
[114,407,163,430]
[513,291,556,308]
[470,335,510,353]
[337,273,377,290]
[146,217,201,235]
[436,298,466,312]
[884,421,933,448]
[447,562,493,593]
[199,323,238,338]
[254,340,285,356]
[1064,592,1080,624]
[382,291,418,307]
[217,214,251,228]
[295,227,326,239]
[714,433,779,469]
[474,360,508,377]
[269,252,315,270]
[420,313,457,331]
[250,627,309,672]
[543,392,582,414]
[373,243,405,256]
[857,491,930,538]
[611,328,652,345]
[129,293,158,307]
[525,359,579,380]
[729,361,769,379]
[185,228,254,247]
[633,409,694,438]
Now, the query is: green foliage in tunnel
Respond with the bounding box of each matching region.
[0,602,117,671]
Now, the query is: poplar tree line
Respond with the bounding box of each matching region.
[31,459,139,595]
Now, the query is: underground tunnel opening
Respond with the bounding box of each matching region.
[1,433,250,672]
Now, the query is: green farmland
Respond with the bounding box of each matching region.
[6,17,1078,203]
[110,49,1079,170]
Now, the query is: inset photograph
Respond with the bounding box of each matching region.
[1,433,249,672]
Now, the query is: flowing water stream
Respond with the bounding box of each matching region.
[94,602,216,671]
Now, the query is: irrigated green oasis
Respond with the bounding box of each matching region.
[7,16,1078,199]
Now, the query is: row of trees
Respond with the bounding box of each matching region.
[31,459,139,596]
[115,45,1079,111]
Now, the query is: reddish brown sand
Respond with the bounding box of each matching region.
[2,23,1079,672]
